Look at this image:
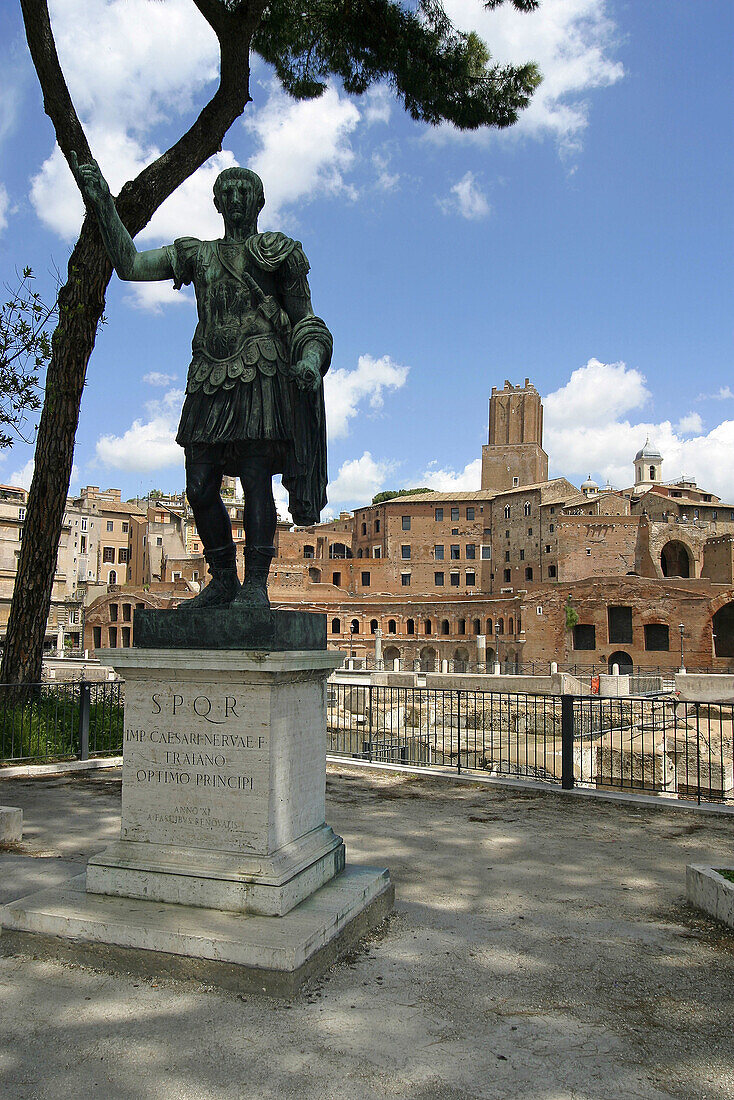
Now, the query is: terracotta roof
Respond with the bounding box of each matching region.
[380,490,496,504]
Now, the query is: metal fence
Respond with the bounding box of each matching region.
[326,682,734,806]
[0,681,124,765]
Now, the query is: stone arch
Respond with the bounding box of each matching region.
[712,601,734,658]
[308,566,321,583]
[660,540,693,578]
[420,646,437,672]
[328,542,351,559]
[453,647,470,673]
[384,645,401,669]
[608,650,633,673]
[441,619,450,636]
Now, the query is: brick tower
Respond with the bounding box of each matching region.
[481,379,549,491]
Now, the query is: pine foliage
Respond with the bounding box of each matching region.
[253,0,541,129]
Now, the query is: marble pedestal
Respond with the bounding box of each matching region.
[1,620,393,991]
[88,647,346,917]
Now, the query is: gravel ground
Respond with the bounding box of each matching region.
[0,765,732,1100]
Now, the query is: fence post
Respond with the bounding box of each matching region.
[78,680,91,761]
[561,693,575,790]
[456,691,462,775]
[367,683,373,763]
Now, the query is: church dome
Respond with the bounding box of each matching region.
[635,437,662,462]
[581,475,599,493]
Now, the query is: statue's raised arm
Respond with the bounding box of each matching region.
[70,153,173,282]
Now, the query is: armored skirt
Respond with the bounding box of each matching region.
[167,234,331,526]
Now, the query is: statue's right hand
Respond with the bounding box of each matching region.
[70,152,111,206]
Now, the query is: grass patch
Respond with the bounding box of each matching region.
[0,686,123,763]
[716,869,734,885]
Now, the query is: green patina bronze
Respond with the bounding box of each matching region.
[71,155,333,614]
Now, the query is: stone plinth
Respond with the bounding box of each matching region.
[87,647,345,916]
[1,623,392,991]
[0,806,23,843]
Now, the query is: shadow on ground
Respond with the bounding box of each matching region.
[0,766,732,1100]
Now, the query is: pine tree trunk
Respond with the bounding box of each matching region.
[0,220,110,685]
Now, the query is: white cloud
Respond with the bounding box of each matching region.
[28,0,227,246]
[0,184,9,232]
[324,354,410,440]
[95,388,184,473]
[544,358,650,426]
[676,412,703,436]
[440,172,490,220]
[438,0,624,155]
[544,358,734,500]
[372,152,400,192]
[52,0,218,135]
[124,281,195,314]
[143,371,177,387]
[697,386,734,402]
[327,451,396,505]
[421,458,482,492]
[246,83,361,225]
[10,456,80,492]
[363,85,393,126]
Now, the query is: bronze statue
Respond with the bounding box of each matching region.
[72,156,332,610]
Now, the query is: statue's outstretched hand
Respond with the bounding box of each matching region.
[70,152,111,209]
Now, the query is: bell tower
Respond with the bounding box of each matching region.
[481,379,549,491]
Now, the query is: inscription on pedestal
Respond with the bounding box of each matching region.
[121,684,274,853]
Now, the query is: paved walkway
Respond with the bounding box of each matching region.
[1,766,733,1100]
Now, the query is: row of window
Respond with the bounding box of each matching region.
[331,616,516,637]
[573,607,670,650]
[102,546,129,564]
[358,570,477,587]
[574,620,670,652]
[358,506,478,537]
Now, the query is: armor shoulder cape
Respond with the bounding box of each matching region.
[245,232,310,277]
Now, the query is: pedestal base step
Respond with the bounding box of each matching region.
[0,866,393,996]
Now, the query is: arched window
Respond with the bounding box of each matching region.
[388,619,396,634]
[424,619,432,635]
[303,545,315,558]
[473,618,481,634]
[331,618,341,634]
[350,619,360,634]
[441,619,450,635]
[406,618,415,635]
[509,617,514,635]
[357,548,363,558]
[486,618,493,635]
[458,618,466,634]
[524,501,531,517]
[498,617,504,635]
[370,619,378,634]
[108,570,117,585]
[504,504,511,519]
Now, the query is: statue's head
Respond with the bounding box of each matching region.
[213,168,265,228]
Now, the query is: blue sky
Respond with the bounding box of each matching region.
[0,0,732,515]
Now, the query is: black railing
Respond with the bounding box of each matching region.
[326,683,734,806]
[0,681,124,765]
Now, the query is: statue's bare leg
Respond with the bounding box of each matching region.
[178,458,239,609]
[231,446,277,609]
